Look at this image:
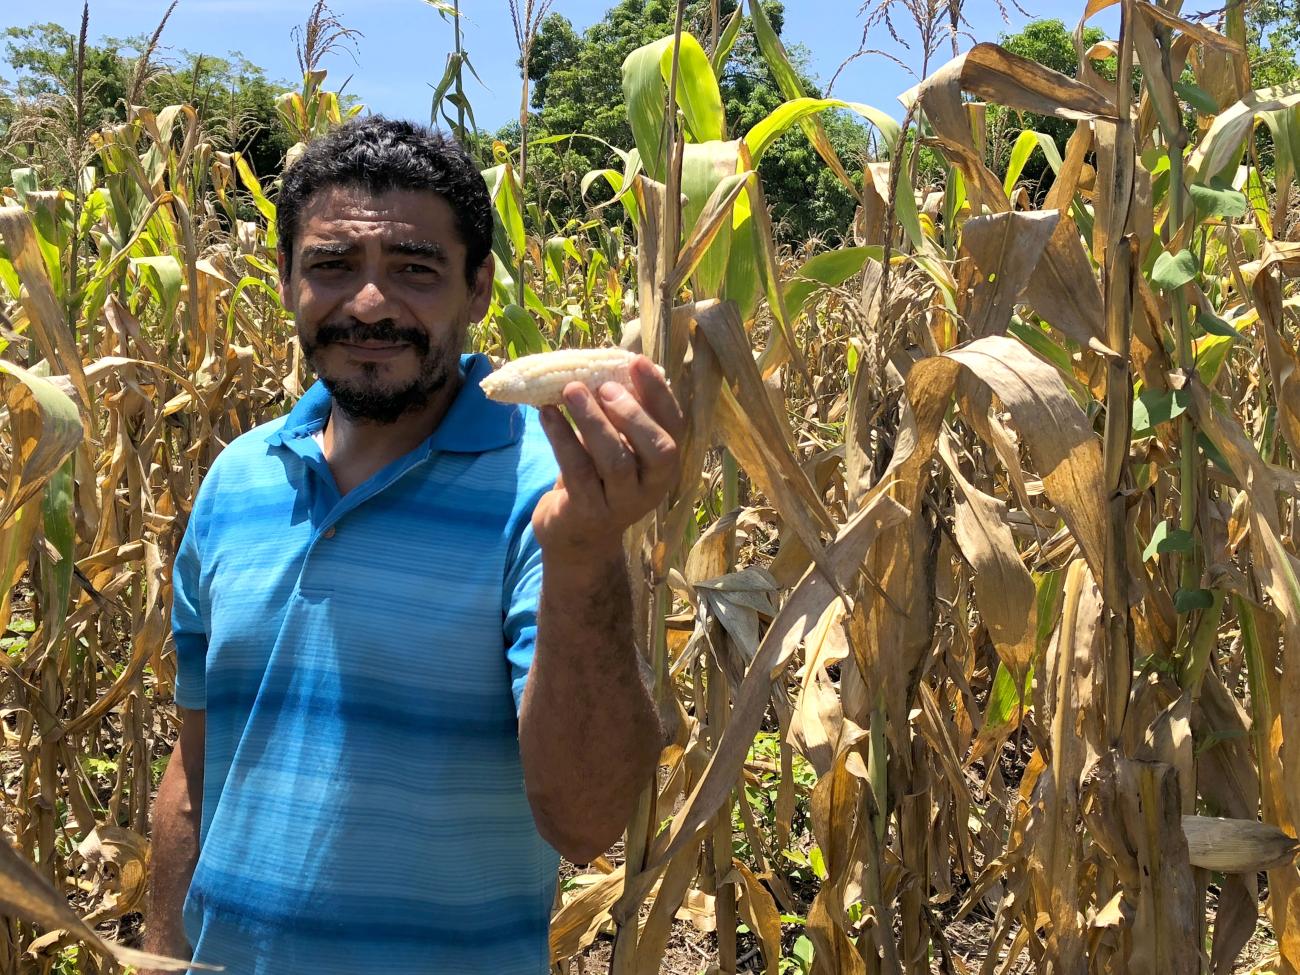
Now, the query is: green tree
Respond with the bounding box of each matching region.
[514,0,875,242]
[527,14,582,111]
[1,22,293,187]
[1246,0,1300,87]
[992,19,1105,188]
[146,50,294,178]
[0,22,130,187]
[2,21,128,119]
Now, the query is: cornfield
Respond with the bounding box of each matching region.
[3,0,1300,973]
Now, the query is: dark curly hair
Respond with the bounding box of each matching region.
[276,116,493,286]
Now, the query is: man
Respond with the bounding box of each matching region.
[143,116,680,975]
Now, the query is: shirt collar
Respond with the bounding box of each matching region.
[265,353,523,455]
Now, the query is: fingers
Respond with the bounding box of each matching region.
[541,357,684,529]
[630,355,685,443]
[593,379,679,493]
[616,356,682,488]
[562,383,640,501]
[538,406,605,510]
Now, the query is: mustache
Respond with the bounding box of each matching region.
[311,320,431,354]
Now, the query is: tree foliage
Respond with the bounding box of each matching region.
[513,0,874,241]
[1247,0,1300,87]
[990,19,1105,187]
[993,9,1299,193]
[2,22,129,122]
[0,21,293,187]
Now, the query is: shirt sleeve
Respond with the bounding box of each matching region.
[503,510,546,715]
[171,503,209,710]
[503,420,561,715]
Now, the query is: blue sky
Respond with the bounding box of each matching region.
[4,0,1112,131]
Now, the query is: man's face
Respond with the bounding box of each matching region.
[279,185,493,424]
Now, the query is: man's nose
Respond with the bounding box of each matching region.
[342,277,398,323]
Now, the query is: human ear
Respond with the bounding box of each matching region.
[276,248,292,310]
[468,253,495,321]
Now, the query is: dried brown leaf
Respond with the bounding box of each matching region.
[960,211,1060,338]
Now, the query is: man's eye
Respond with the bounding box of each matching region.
[312,260,347,271]
[402,263,437,275]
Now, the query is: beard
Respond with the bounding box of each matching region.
[301,319,454,424]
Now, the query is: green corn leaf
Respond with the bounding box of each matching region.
[1246,166,1274,239]
[722,187,761,321]
[744,97,900,165]
[1197,431,1233,472]
[1002,130,1063,198]
[225,276,285,338]
[784,246,881,322]
[498,304,550,358]
[749,0,862,193]
[1174,587,1216,612]
[893,156,926,253]
[985,661,1033,729]
[1009,316,1073,376]
[1195,332,1236,387]
[39,457,75,647]
[543,237,568,289]
[1260,101,1300,198]
[130,255,184,335]
[233,153,276,226]
[624,32,724,178]
[0,256,19,300]
[1175,79,1220,116]
[658,33,725,144]
[623,36,676,181]
[680,141,744,298]
[482,163,527,266]
[711,5,744,79]
[1196,309,1239,339]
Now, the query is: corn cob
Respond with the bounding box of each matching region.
[479,348,661,406]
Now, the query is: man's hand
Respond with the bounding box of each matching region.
[533,354,684,558]
[522,357,677,861]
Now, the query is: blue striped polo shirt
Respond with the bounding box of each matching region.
[171,353,561,974]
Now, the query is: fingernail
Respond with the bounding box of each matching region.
[599,382,625,402]
[564,385,587,408]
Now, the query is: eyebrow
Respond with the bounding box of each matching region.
[389,240,449,264]
[300,240,449,264]
[301,242,354,261]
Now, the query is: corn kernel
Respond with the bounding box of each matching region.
[479,348,659,406]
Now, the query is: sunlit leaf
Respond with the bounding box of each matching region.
[1151,249,1199,291]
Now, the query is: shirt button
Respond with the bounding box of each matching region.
[322,526,337,539]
